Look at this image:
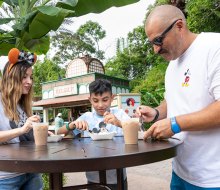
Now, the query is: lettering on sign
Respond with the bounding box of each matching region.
[54,84,78,97]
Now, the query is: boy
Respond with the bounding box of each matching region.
[58,79,130,189]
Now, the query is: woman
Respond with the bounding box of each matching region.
[0,48,43,190]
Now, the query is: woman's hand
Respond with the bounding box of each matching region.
[21,115,40,134]
[29,115,41,123]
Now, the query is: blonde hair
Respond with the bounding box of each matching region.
[0,61,33,122]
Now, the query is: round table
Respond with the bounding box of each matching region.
[0,136,182,190]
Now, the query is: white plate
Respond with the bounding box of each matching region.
[138,131,144,140]
[88,131,117,140]
[47,135,63,142]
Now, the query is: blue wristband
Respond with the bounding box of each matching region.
[170,117,181,134]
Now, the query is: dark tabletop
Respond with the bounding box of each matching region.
[0,137,182,173]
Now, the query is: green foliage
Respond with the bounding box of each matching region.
[42,173,67,190]
[106,0,220,127]
[0,1,74,54]
[72,0,141,17]
[42,173,49,190]
[133,63,168,107]
[105,48,147,80]
[0,0,140,55]
[33,59,65,97]
[105,26,151,80]
[51,21,106,64]
[77,20,106,59]
[186,0,220,32]
[57,108,69,121]
[105,55,129,80]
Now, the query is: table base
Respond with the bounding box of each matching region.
[49,169,125,190]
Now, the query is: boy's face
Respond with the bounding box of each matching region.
[89,92,114,116]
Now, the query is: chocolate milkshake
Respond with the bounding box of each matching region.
[122,118,140,144]
[33,122,48,146]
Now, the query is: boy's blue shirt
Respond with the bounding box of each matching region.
[73,107,130,137]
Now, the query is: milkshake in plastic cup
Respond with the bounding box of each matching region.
[33,122,48,145]
[122,118,140,144]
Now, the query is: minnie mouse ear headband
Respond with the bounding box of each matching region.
[7,48,37,72]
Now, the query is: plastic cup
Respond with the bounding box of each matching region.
[122,118,140,144]
[33,122,48,146]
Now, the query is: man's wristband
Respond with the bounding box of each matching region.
[151,108,159,123]
[170,117,181,134]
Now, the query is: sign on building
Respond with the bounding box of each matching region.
[54,84,78,97]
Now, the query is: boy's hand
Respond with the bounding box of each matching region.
[70,120,88,131]
[103,112,121,127]
[48,131,54,136]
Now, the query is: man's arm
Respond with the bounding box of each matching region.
[136,99,167,123]
[177,100,220,131]
[143,100,220,140]
[154,100,167,121]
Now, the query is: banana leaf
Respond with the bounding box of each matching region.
[0,0,140,55]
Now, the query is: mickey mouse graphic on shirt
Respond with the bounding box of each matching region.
[182,69,191,87]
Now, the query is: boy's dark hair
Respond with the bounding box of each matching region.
[89,79,112,95]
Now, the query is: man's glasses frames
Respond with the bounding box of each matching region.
[148,19,182,46]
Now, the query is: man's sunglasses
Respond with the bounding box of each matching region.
[148,19,182,46]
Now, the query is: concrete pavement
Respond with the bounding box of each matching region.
[64,158,172,190]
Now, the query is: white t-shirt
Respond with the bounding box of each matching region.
[165,32,220,187]
[73,107,130,184]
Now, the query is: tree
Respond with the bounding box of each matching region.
[77,20,106,60]
[33,58,65,97]
[132,0,220,105]
[105,26,151,80]
[0,0,140,55]
[132,63,168,107]
[186,0,220,33]
[106,0,219,91]
[105,49,132,80]
[51,21,106,64]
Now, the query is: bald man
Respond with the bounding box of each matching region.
[136,5,220,190]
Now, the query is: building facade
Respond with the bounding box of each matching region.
[33,56,130,123]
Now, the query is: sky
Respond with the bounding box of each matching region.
[0,0,155,70]
[70,0,155,60]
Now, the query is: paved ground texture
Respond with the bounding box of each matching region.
[64,158,172,190]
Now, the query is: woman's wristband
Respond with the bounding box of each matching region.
[151,108,159,123]
[170,117,181,134]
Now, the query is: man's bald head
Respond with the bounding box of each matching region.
[146,5,186,29]
[144,5,197,61]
